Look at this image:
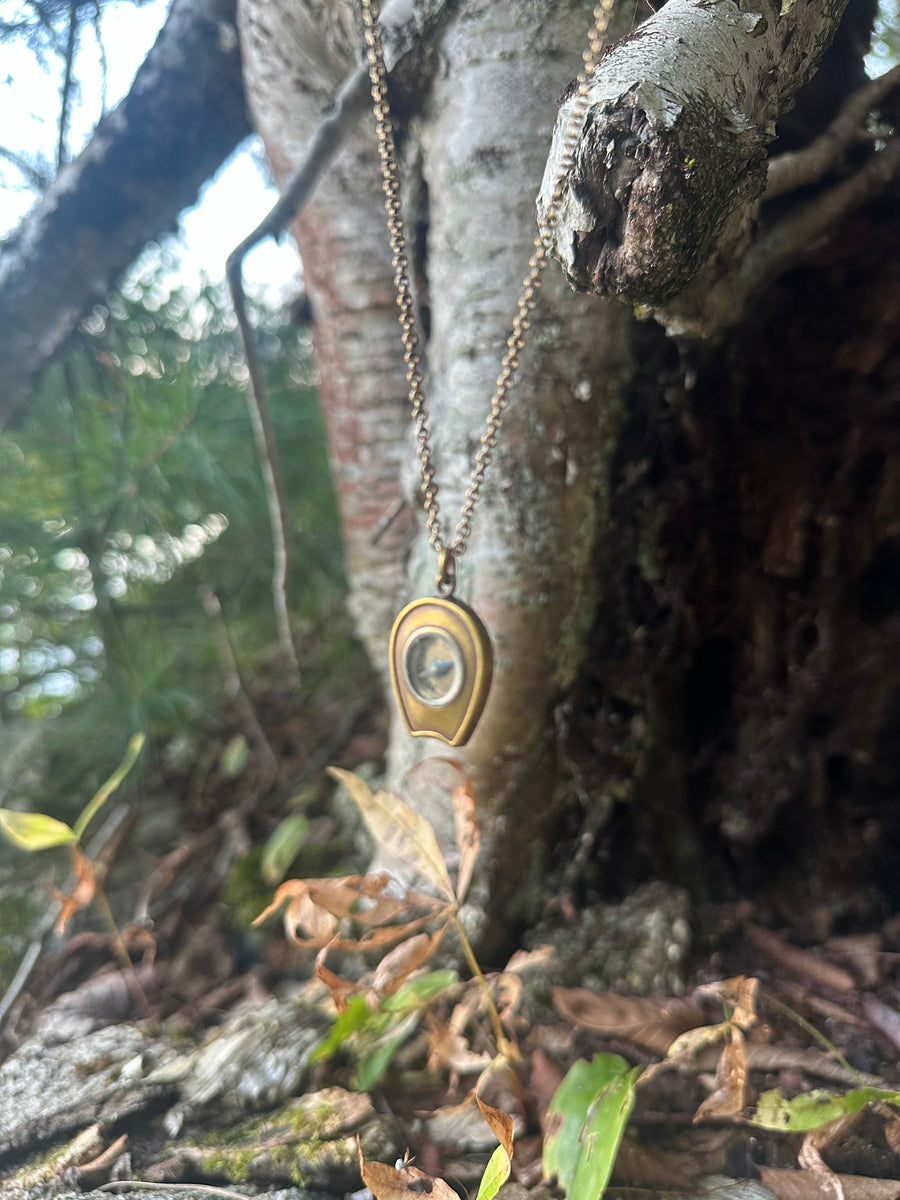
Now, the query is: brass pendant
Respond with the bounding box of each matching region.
[389,595,492,746]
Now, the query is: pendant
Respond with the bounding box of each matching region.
[389,595,493,746]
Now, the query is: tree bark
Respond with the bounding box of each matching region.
[0,0,250,427]
[240,0,641,939]
[540,0,853,323]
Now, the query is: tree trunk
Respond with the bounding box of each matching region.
[240,0,641,941]
[240,0,900,952]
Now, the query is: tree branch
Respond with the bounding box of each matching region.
[766,62,900,198]
[540,0,852,310]
[0,0,250,429]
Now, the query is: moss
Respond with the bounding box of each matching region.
[203,1146,257,1183]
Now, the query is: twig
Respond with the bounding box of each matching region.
[198,583,280,785]
[97,1183,253,1200]
[743,136,900,299]
[224,0,456,683]
[372,495,407,544]
[57,0,78,169]
[225,62,373,688]
[767,63,900,199]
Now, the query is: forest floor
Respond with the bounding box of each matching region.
[2,676,900,1200]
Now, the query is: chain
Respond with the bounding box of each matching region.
[361,0,616,593]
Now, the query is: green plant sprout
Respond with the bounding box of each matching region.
[0,733,147,1010]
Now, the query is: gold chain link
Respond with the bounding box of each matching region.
[362,0,616,591]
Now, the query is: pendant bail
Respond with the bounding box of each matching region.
[436,548,456,596]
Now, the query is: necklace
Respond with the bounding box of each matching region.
[361,0,616,746]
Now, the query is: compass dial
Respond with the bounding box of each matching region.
[403,628,464,707]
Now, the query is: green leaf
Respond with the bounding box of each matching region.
[312,970,458,1083]
[311,994,375,1065]
[220,734,249,778]
[751,1086,900,1132]
[261,813,310,885]
[354,1012,420,1092]
[382,969,457,1012]
[72,733,145,843]
[475,1143,511,1200]
[0,809,77,851]
[543,1053,641,1200]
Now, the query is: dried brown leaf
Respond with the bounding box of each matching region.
[329,767,455,901]
[314,954,358,1013]
[553,986,705,1056]
[696,975,760,1029]
[52,847,97,934]
[426,1021,492,1075]
[476,1095,515,1160]
[826,934,883,988]
[748,924,856,994]
[370,928,447,999]
[359,1153,459,1200]
[692,1026,748,1122]
[530,1048,566,1130]
[761,1169,900,1200]
[798,1112,862,1200]
[254,873,448,949]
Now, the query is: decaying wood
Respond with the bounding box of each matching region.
[539,0,890,332]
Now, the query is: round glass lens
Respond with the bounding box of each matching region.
[403,628,464,707]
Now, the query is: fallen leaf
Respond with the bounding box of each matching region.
[693,1026,748,1121]
[315,954,358,1013]
[453,778,480,905]
[329,767,455,902]
[798,1111,863,1200]
[426,1021,492,1075]
[748,924,855,994]
[530,1048,566,1130]
[473,1096,515,1200]
[751,1086,900,1132]
[695,975,759,1030]
[52,846,97,933]
[612,1135,700,1190]
[760,1169,900,1200]
[476,1095,515,1159]
[552,986,705,1055]
[359,1151,459,1199]
[370,929,447,999]
[253,872,448,949]
[668,1020,732,1061]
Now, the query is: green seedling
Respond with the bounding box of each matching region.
[543,1052,642,1200]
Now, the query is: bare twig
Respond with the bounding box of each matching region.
[56,0,78,169]
[767,63,900,199]
[744,136,900,296]
[225,63,372,686]
[198,583,280,784]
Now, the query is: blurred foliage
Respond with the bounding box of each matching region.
[0,0,165,192]
[0,250,345,812]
